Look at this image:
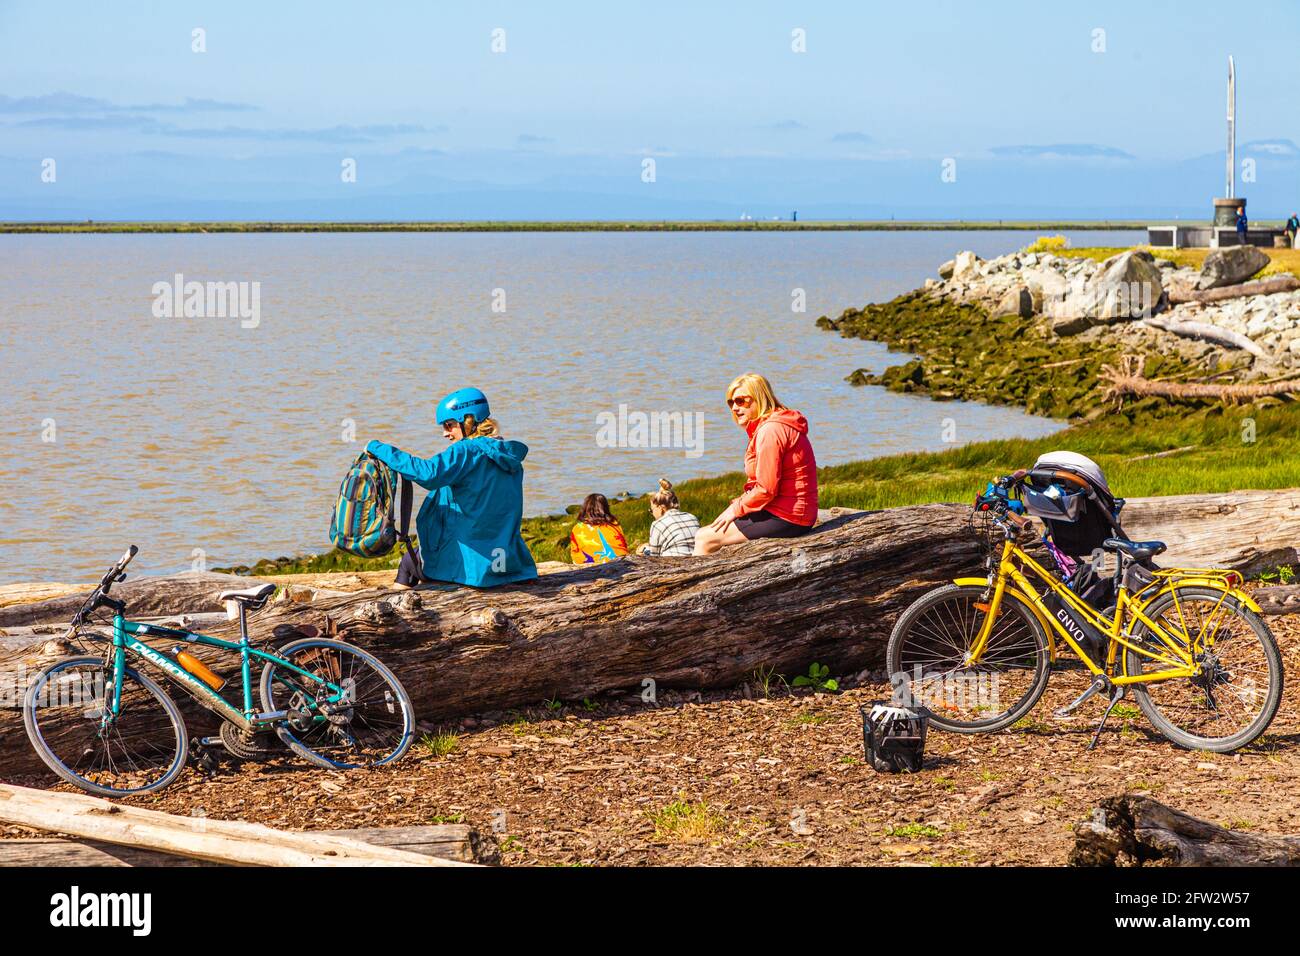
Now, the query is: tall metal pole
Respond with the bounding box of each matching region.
[1226,56,1236,200]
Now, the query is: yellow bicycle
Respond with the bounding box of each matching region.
[886,476,1282,752]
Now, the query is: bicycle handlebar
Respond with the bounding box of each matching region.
[69,546,139,632]
[99,545,138,590]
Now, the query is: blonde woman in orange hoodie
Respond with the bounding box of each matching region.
[694,373,818,555]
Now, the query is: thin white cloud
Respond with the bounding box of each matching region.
[990,143,1134,160]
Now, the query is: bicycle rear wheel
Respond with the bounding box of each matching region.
[1126,586,1282,752]
[259,638,414,770]
[23,656,188,797]
[887,584,1051,732]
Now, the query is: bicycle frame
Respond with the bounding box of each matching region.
[960,538,1253,686]
[104,614,346,734]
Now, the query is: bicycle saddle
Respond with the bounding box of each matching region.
[218,583,276,607]
[1101,538,1166,561]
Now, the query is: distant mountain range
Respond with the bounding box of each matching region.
[3,140,1296,221]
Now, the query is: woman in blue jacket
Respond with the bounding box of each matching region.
[366,388,538,588]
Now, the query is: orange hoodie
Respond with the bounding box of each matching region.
[731,408,818,526]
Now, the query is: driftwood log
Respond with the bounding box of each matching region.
[1072,795,1300,866]
[0,571,271,629]
[1168,274,1300,305]
[1255,585,1300,616]
[0,824,497,867]
[0,491,1296,778]
[0,784,471,866]
[1102,355,1300,403]
[1141,315,1268,359]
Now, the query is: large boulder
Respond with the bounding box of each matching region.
[951,250,982,281]
[938,259,955,280]
[1039,272,1093,334]
[1197,245,1269,290]
[993,284,1034,318]
[1085,249,1164,322]
[1048,312,1096,336]
[1163,269,1200,303]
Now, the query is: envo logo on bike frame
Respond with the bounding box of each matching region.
[1041,590,1107,659]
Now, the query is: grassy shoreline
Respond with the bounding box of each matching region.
[229,243,1300,576]
[0,219,1164,235]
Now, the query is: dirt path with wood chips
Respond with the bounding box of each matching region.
[4,602,1297,866]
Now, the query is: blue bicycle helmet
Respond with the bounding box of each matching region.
[436,387,491,426]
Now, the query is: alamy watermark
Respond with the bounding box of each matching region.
[890,665,1001,714]
[151,274,260,328]
[596,404,704,459]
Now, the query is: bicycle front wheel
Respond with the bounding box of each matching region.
[887,584,1051,732]
[22,656,188,797]
[1126,586,1282,753]
[260,638,414,770]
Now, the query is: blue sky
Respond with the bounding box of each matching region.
[2,1,1299,219]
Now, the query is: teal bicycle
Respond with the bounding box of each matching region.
[22,546,415,797]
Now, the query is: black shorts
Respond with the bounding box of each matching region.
[734,509,815,540]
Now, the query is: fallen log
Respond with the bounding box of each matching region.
[1072,794,1300,866]
[0,505,983,776]
[1102,355,1300,403]
[0,784,471,866]
[0,612,228,651]
[1255,584,1300,616]
[1140,315,1268,359]
[0,571,272,629]
[0,823,497,866]
[1168,274,1300,305]
[1120,487,1300,572]
[0,491,1295,778]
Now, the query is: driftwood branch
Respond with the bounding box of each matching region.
[0,824,497,867]
[0,784,471,866]
[1072,794,1300,866]
[1140,315,1268,359]
[1102,355,1300,403]
[1168,274,1300,305]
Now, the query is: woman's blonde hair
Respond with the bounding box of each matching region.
[460,414,501,438]
[726,373,784,420]
[649,478,679,511]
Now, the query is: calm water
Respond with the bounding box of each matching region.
[0,230,1141,583]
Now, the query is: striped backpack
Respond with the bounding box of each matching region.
[328,452,418,567]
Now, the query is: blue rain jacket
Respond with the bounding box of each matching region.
[365,436,538,588]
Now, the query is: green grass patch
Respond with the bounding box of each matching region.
[886,822,943,838]
[237,396,1300,570]
[419,729,459,758]
[1057,245,1300,280]
[648,796,728,842]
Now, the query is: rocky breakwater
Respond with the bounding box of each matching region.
[817,245,1300,418]
[933,245,1300,369]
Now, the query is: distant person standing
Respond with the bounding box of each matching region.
[1286,212,1299,248]
[1236,205,1249,246]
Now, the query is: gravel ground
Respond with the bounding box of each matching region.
[6,597,1296,867]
